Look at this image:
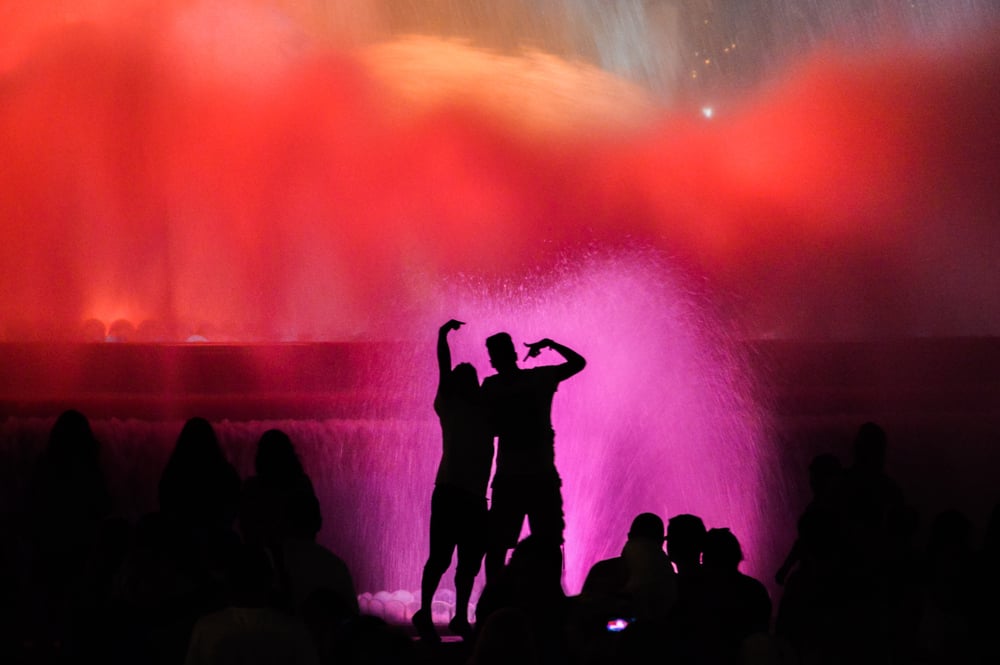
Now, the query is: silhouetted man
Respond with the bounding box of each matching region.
[480,332,585,582]
[698,528,772,665]
[581,512,677,628]
[666,513,707,663]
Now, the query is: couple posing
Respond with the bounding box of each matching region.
[413,319,586,642]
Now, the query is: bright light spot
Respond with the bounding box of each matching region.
[702,106,714,119]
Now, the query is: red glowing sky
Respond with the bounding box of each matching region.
[1,1,998,340]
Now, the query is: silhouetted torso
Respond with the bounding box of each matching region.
[434,381,493,497]
[481,367,565,477]
[159,418,240,531]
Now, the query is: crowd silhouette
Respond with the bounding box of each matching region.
[0,323,997,665]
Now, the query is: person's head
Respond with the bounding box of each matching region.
[702,528,743,571]
[506,535,564,593]
[449,362,480,395]
[486,332,518,373]
[47,409,99,462]
[255,428,304,479]
[666,514,706,569]
[852,421,887,471]
[628,512,665,544]
[169,416,224,469]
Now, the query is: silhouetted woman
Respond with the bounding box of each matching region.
[25,410,111,653]
[240,428,321,547]
[158,417,240,532]
[413,319,493,642]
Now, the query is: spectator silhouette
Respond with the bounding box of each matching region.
[480,332,585,583]
[697,528,772,665]
[665,513,707,663]
[273,516,359,624]
[413,319,493,643]
[581,512,677,628]
[667,513,706,583]
[151,417,242,656]
[159,417,240,532]
[183,543,320,665]
[27,410,111,568]
[971,501,1000,664]
[474,535,570,665]
[242,431,358,621]
[841,422,905,568]
[916,508,976,663]
[298,588,360,664]
[240,428,322,548]
[469,607,540,665]
[775,453,842,586]
[332,614,417,665]
[576,512,677,665]
[774,502,849,664]
[838,422,906,663]
[24,409,112,658]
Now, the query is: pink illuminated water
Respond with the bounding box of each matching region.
[1,1,998,614]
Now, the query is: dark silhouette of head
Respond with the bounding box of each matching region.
[486,332,518,373]
[170,416,225,468]
[852,421,887,471]
[255,428,304,480]
[159,417,240,528]
[450,361,480,395]
[667,514,706,571]
[702,528,743,572]
[628,512,665,543]
[506,535,564,596]
[31,409,110,525]
[47,409,99,463]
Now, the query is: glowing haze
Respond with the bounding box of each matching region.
[1,0,998,598]
[2,1,998,340]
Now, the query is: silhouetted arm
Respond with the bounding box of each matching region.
[438,319,465,382]
[523,338,586,381]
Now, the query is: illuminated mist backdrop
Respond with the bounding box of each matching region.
[1,0,998,613]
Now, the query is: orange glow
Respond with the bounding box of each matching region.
[1,2,998,339]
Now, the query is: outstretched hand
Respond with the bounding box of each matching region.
[523,339,551,360]
[441,319,465,333]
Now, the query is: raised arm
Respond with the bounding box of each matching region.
[523,338,586,381]
[438,319,465,382]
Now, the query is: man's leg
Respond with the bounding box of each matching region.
[485,479,524,585]
[526,472,566,546]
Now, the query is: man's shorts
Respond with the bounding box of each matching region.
[488,471,565,549]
